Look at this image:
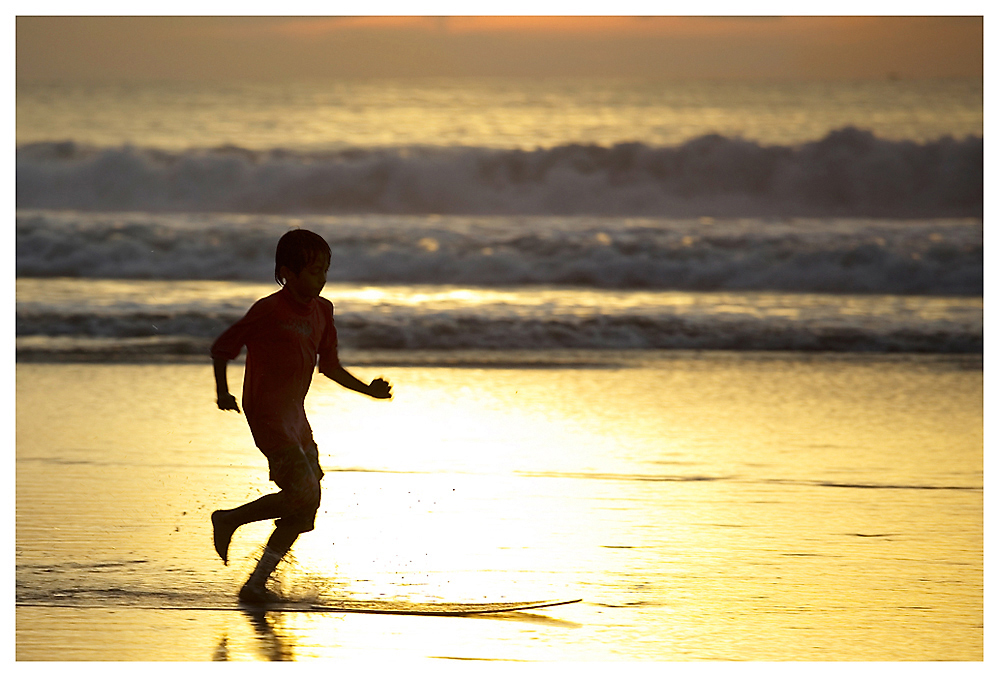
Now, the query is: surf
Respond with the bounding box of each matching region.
[16,128,983,218]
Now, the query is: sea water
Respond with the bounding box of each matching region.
[14,79,983,362]
[16,78,983,150]
[17,78,982,217]
[15,77,982,661]
[13,213,984,359]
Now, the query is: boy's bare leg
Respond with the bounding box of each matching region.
[212,493,285,564]
[266,525,300,556]
[239,526,302,603]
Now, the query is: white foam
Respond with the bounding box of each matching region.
[15,210,983,296]
[14,279,984,355]
[16,129,983,218]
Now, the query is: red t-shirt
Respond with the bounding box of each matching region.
[211,286,341,454]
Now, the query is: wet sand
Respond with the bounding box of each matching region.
[16,353,983,661]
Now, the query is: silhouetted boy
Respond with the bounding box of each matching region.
[210,229,391,603]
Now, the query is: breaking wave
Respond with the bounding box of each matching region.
[16,128,983,218]
[14,307,983,356]
[15,211,983,296]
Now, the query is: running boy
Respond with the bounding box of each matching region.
[210,229,391,603]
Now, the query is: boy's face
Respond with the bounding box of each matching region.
[282,252,329,303]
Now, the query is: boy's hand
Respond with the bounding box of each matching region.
[217,392,240,412]
[325,366,392,399]
[367,378,392,399]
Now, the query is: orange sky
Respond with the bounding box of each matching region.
[16,15,983,81]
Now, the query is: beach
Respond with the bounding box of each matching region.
[16,353,982,661]
[15,68,983,662]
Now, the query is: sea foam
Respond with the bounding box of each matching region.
[16,128,982,218]
[15,210,983,296]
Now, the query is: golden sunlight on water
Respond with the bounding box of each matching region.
[16,354,981,660]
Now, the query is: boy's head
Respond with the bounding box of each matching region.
[274,229,332,286]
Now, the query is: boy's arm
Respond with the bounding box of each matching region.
[213,357,241,412]
[322,365,392,399]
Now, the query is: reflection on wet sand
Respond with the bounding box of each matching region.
[213,606,581,662]
[213,609,297,661]
[478,610,583,629]
[17,360,983,660]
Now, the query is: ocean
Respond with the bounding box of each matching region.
[15,78,983,361]
[15,77,983,661]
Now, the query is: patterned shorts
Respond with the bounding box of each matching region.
[264,443,324,533]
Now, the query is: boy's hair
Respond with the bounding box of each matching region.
[274,229,332,285]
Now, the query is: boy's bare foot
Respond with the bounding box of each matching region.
[239,581,282,604]
[212,510,237,565]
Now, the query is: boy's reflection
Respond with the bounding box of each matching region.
[214,609,295,661]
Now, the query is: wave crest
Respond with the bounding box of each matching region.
[16,128,983,217]
[15,211,984,295]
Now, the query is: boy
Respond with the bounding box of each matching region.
[210,229,392,603]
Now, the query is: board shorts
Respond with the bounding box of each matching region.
[263,442,324,533]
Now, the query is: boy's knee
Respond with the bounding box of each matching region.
[300,477,321,509]
[275,484,319,532]
[270,447,322,533]
[283,493,320,533]
[287,478,321,516]
[277,514,316,534]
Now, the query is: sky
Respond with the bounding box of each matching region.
[15,14,984,82]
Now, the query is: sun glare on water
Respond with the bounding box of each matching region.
[294,366,601,605]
